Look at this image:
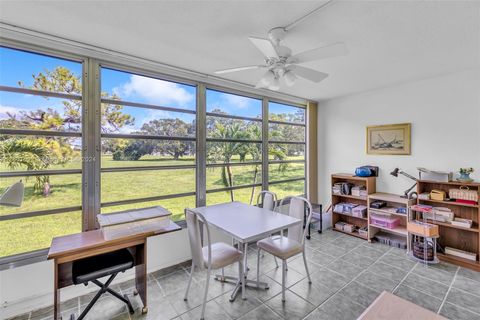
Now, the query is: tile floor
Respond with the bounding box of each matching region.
[8,229,480,320]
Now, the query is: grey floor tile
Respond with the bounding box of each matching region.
[378,253,417,271]
[167,281,215,315]
[393,285,442,313]
[305,249,337,267]
[314,243,349,258]
[413,263,455,286]
[214,291,263,319]
[427,261,459,274]
[331,236,362,251]
[402,273,449,299]
[446,288,480,315]
[440,302,480,320]
[264,290,316,320]
[340,251,376,269]
[131,297,178,320]
[156,270,191,295]
[237,304,280,320]
[6,313,30,320]
[458,267,480,283]
[82,294,129,320]
[350,245,386,260]
[339,282,381,308]
[286,254,322,276]
[453,275,480,298]
[289,277,336,307]
[30,297,79,320]
[305,293,365,320]
[367,262,407,283]
[388,247,409,257]
[180,300,232,320]
[363,242,392,254]
[326,259,364,280]
[242,276,283,303]
[355,271,398,293]
[309,268,349,291]
[264,265,305,288]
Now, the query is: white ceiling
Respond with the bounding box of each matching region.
[1,0,479,101]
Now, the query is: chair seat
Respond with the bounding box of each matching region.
[202,242,242,269]
[72,249,134,284]
[257,236,303,260]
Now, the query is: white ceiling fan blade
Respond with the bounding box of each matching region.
[289,65,328,83]
[215,65,265,74]
[249,37,278,58]
[288,42,348,64]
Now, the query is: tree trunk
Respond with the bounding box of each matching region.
[226,164,234,202]
[249,165,259,205]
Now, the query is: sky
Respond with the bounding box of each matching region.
[0,46,304,132]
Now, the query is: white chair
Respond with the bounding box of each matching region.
[184,209,244,320]
[257,190,277,211]
[256,196,313,302]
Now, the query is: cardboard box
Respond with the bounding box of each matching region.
[407,221,439,237]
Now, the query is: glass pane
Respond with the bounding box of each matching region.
[207,164,262,190]
[101,169,195,204]
[269,180,305,200]
[0,211,82,258]
[206,116,261,139]
[0,92,82,132]
[268,102,304,123]
[101,67,196,110]
[268,143,305,161]
[101,138,195,167]
[269,123,305,142]
[100,196,195,222]
[206,187,262,206]
[269,162,305,182]
[99,104,195,136]
[0,46,82,94]
[206,89,261,118]
[206,142,262,164]
[0,174,82,216]
[0,136,82,171]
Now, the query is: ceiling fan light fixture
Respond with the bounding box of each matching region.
[260,70,275,86]
[284,70,297,87]
[268,77,280,91]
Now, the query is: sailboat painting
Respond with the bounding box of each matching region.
[366,123,411,155]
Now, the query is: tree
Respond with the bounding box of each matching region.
[139,118,194,160]
[4,67,134,194]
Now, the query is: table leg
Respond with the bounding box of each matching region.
[54,262,60,320]
[319,204,323,234]
[135,242,148,314]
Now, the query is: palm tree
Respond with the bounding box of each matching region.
[0,138,52,194]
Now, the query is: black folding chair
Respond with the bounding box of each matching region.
[70,248,135,320]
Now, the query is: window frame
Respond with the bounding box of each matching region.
[0,40,308,268]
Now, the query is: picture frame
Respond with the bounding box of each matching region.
[366,123,411,155]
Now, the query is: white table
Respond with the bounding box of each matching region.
[191,201,301,301]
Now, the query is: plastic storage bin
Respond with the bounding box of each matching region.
[370,213,400,229]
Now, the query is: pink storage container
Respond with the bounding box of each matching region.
[370,213,400,229]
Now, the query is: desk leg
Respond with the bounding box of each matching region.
[135,242,148,314]
[53,261,60,320]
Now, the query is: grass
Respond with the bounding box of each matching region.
[0,155,304,257]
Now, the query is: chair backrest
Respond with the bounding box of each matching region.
[257,190,277,211]
[279,196,313,244]
[185,209,211,269]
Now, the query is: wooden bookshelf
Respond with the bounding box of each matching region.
[331,174,376,240]
[416,180,480,271]
[368,193,415,242]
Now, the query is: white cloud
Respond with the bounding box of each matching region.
[0,105,25,119]
[223,94,252,109]
[120,75,194,106]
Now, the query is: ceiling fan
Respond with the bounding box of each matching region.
[215,27,348,91]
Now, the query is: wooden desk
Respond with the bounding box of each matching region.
[47,218,181,320]
[357,291,447,320]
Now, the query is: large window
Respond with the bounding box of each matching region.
[0,44,307,261]
[0,46,84,257]
[268,102,306,199]
[99,67,197,221]
[205,89,263,205]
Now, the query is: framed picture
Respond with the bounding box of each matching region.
[366,123,411,155]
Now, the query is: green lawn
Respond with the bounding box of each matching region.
[0,155,304,257]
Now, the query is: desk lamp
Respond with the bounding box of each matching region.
[0,180,24,207]
[390,168,417,199]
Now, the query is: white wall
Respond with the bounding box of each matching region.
[317,69,480,205]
